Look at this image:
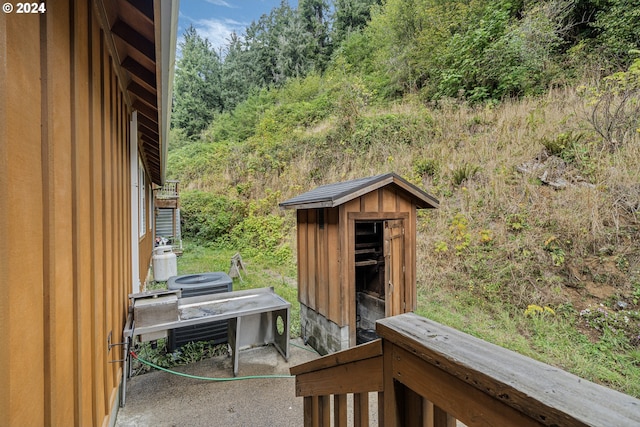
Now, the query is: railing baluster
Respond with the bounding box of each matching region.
[433,404,456,427]
[398,382,425,427]
[334,394,347,426]
[320,396,331,427]
[425,400,434,427]
[313,395,322,427]
[319,395,331,426]
[377,391,384,427]
[354,392,369,426]
[304,396,314,427]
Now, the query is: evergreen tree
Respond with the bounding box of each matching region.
[221,32,255,111]
[275,11,314,81]
[299,0,331,71]
[172,25,223,138]
[244,9,280,86]
[333,0,381,46]
[244,1,317,85]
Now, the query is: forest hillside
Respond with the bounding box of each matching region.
[167,0,640,395]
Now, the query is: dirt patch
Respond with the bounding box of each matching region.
[563,255,636,310]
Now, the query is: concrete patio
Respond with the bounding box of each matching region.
[116,338,320,427]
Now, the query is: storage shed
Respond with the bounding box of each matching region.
[280,173,439,354]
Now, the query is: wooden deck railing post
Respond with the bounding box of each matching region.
[382,340,399,426]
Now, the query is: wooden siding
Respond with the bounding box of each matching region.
[0,3,149,425]
[297,208,341,320]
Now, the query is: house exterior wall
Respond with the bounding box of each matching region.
[0,3,153,425]
[297,187,419,352]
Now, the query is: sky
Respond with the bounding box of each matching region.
[178,0,284,54]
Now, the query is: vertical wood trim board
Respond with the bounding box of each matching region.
[0,10,46,427]
[317,208,329,317]
[298,210,309,306]
[327,208,341,322]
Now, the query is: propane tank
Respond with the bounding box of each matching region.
[152,245,177,281]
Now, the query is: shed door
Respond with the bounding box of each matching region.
[384,219,405,316]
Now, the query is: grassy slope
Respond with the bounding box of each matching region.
[169,87,640,396]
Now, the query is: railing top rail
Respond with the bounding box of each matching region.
[377,313,640,427]
[290,339,382,376]
[290,339,383,397]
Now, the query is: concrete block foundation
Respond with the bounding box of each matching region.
[356,292,384,330]
[300,304,349,355]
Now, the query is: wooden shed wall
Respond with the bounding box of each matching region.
[0,3,146,425]
[296,187,418,332]
[297,207,342,325]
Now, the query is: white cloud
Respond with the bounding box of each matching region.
[193,17,248,53]
[203,0,234,7]
[178,1,278,55]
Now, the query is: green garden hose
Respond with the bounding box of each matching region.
[131,351,293,381]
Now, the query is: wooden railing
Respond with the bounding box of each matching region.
[290,339,384,426]
[156,180,179,199]
[291,313,640,427]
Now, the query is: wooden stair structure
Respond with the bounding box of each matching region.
[291,313,640,427]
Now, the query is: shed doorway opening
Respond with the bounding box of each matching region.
[355,219,405,344]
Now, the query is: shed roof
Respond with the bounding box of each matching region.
[279,173,439,210]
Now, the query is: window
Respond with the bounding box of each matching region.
[139,160,146,237]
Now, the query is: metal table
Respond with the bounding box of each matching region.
[121,287,290,405]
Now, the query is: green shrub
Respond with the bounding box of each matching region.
[277,73,325,104]
[540,131,583,156]
[180,191,246,243]
[349,112,433,148]
[229,212,292,264]
[205,88,275,143]
[592,2,640,66]
[413,158,440,178]
[451,163,480,186]
[167,141,228,182]
[579,59,640,150]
